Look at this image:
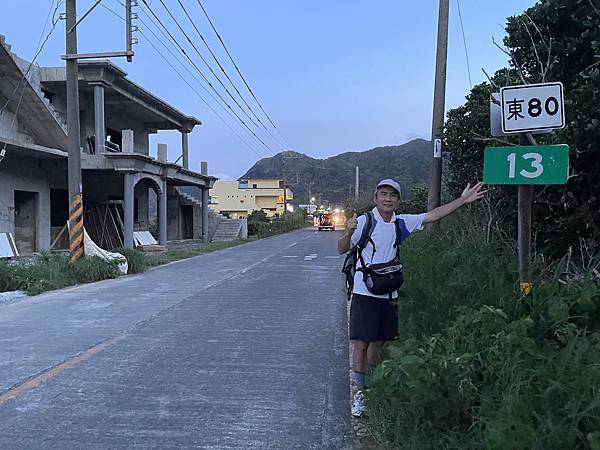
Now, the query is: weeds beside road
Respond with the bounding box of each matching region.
[0,217,311,297]
[362,212,600,449]
[0,239,252,296]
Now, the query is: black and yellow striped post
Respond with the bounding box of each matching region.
[69,194,84,262]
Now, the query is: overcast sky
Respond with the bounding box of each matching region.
[3,0,536,179]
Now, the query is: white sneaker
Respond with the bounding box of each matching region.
[351,390,366,417]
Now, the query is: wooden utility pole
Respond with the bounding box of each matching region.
[518,133,534,295]
[62,1,135,259]
[426,0,450,218]
[66,0,84,261]
[282,158,287,220]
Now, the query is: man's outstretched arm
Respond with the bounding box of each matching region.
[423,182,487,225]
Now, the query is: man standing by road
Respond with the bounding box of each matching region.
[337,179,486,417]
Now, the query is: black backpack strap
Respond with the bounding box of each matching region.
[356,212,378,277]
[357,212,375,249]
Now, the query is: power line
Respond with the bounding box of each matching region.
[115,0,258,146]
[153,0,272,144]
[0,0,63,163]
[0,0,62,118]
[456,0,473,88]
[174,0,287,151]
[100,2,266,159]
[138,0,275,155]
[194,0,294,150]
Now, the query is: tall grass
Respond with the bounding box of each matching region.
[0,253,120,295]
[363,212,600,449]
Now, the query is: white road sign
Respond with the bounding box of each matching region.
[500,82,565,134]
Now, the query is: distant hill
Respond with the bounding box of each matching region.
[240,139,431,205]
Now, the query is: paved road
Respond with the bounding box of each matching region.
[0,229,352,449]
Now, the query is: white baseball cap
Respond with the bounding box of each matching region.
[376,179,401,195]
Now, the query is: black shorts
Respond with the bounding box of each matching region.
[349,294,398,342]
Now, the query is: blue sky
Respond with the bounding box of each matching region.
[3,0,537,179]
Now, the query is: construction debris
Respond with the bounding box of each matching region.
[0,233,19,258]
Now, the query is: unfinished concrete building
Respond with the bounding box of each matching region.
[0,34,219,255]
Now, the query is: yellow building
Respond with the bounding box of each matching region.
[209,178,293,219]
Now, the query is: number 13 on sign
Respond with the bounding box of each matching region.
[484,145,569,185]
[507,152,544,179]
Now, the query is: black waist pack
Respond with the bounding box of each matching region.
[361,260,404,296]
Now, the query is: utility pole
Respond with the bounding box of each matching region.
[62,1,136,260]
[426,0,450,220]
[66,0,84,262]
[355,166,359,201]
[282,158,287,220]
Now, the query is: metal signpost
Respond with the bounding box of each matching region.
[486,82,568,296]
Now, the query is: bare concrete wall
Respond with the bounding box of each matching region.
[0,155,59,252]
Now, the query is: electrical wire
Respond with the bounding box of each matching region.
[0,0,63,163]
[154,0,264,134]
[456,0,473,88]
[174,0,287,150]
[194,0,294,150]
[138,0,275,154]
[116,0,254,138]
[100,1,266,159]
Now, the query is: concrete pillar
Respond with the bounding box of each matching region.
[93,84,105,155]
[200,161,208,175]
[181,131,189,169]
[157,143,167,162]
[159,180,168,245]
[202,187,209,242]
[124,173,135,249]
[122,129,134,153]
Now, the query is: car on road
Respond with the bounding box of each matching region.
[318,212,336,231]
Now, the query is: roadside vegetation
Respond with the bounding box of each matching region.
[360,1,600,447]
[362,211,600,449]
[0,239,251,296]
[247,210,309,238]
[0,253,121,296]
[0,213,310,296]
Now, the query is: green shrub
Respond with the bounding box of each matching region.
[364,213,600,449]
[66,255,120,283]
[0,260,18,292]
[114,247,147,274]
[248,217,307,238]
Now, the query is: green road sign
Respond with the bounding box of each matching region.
[483,144,569,185]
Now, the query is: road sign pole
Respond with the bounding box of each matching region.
[518,133,534,295]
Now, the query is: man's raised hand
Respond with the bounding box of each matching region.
[461,182,487,204]
[345,213,358,237]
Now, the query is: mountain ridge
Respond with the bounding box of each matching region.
[240,139,431,205]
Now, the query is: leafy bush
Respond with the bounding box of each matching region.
[0,260,18,292]
[247,216,307,238]
[364,213,600,449]
[444,0,600,255]
[247,210,269,223]
[114,247,147,274]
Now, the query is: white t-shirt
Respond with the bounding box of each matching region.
[351,207,426,299]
